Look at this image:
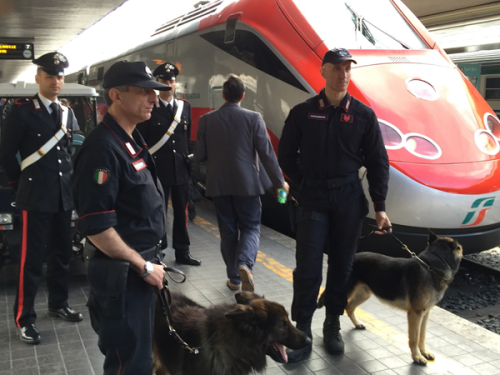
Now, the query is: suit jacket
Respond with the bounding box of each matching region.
[194,102,284,197]
[137,98,191,186]
[0,94,75,212]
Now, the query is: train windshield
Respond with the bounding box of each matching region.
[293,0,429,50]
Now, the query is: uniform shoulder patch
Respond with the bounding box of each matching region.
[14,98,32,106]
[94,168,110,185]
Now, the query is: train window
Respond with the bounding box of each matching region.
[201,30,308,92]
[485,77,500,100]
[293,0,428,50]
[97,66,105,81]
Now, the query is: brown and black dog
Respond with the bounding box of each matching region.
[319,230,463,365]
[153,290,311,375]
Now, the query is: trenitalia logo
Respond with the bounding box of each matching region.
[461,197,495,227]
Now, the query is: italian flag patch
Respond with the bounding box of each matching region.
[94,169,109,185]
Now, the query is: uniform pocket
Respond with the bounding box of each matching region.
[87,258,129,318]
[90,290,127,319]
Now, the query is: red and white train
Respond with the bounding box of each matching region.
[69,0,500,255]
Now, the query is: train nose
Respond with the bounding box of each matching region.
[350,54,500,195]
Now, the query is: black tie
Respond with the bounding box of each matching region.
[166,103,173,116]
[50,102,61,127]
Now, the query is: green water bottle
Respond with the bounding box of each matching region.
[277,188,287,204]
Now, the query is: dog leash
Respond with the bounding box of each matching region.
[155,261,217,355]
[363,224,433,272]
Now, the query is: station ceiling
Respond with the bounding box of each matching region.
[0,0,497,83]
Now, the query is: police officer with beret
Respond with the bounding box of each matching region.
[73,60,169,374]
[278,48,392,361]
[137,62,201,266]
[0,52,83,345]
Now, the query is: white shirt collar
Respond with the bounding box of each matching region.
[159,97,175,108]
[37,92,60,113]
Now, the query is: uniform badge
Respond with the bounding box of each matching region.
[132,159,147,171]
[125,142,137,156]
[94,168,109,185]
[145,66,153,78]
[341,114,353,123]
[308,113,328,121]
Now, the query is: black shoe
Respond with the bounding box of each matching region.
[323,314,344,354]
[176,254,201,266]
[19,324,41,345]
[48,306,83,322]
[286,322,312,363]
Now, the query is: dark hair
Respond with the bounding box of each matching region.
[223,75,245,103]
[103,85,129,106]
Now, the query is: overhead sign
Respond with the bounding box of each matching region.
[0,42,34,60]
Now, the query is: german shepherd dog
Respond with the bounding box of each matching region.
[319,230,462,365]
[153,291,311,375]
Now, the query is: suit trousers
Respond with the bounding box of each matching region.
[212,195,262,285]
[163,183,190,256]
[87,272,156,375]
[14,210,73,328]
[291,193,367,324]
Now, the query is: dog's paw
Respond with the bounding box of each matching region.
[421,351,435,361]
[412,355,428,366]
[354,324,366,330]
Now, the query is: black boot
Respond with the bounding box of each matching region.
[286,322,312,363]
[323,314,344,354]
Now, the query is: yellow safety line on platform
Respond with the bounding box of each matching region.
[180,208,408,353]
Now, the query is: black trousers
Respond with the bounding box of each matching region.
[291,190,368,323]
[163,183,190,256]
[14,209,73,328]
[88,271,156,375]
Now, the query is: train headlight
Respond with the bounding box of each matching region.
[378,120,404,149]
[475,129,499,155]
[0,213,13,224]
[405,78,439,101]
[484,113,500,139]
[404,134,442,159]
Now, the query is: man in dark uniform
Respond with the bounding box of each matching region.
[137,62,200,266]
[278,48,392,361]
[73,61,169,375]
[0,52,83,345]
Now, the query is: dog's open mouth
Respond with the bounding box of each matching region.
[267,342,288,363]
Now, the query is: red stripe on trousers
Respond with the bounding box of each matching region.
[15,211,29,328]
[116,348,122,374]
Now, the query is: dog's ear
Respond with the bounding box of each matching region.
[235,291,264,305]
[428,229,438,244]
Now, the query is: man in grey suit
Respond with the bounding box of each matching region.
[194,75,288,292]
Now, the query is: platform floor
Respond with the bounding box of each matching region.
[2,198,500,375]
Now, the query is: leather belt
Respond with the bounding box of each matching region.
[303,174,359,189]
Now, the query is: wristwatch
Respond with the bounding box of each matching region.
[141,261,154,278]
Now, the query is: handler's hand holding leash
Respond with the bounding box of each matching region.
[143,264,166,289]
[374,211,392,235]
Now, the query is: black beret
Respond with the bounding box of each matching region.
[103,61,171,91]
[153,62,179,80]
[33,52,69,76]
[322,48,357,66]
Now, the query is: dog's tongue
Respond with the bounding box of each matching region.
[274,343,288,363]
